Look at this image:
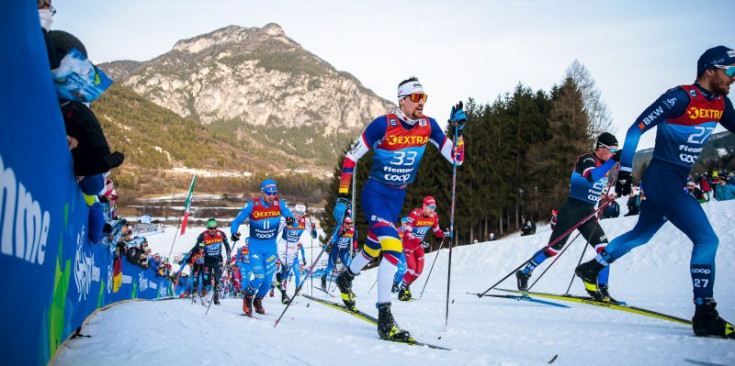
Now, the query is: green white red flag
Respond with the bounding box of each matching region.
[180,175,196,235]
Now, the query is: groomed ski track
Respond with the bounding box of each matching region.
[54,199,735,366]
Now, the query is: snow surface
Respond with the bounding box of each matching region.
[54,199,735,366]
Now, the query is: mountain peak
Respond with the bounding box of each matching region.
[262,23,285,36]
[172,23,291,54]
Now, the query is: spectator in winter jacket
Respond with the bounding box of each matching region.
[714,179,735,201]
[625,191,645,216]
[602,200,620,219]
[699,176,712,202]
[687,181,707,203]
[520,215,536,236]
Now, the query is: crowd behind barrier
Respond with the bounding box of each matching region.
[0,3,173,366]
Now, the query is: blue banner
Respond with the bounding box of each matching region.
[0,3,171,365]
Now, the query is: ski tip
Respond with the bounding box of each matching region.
[548,354,559,364]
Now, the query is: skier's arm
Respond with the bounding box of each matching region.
[720,97,735,134]
[328,225,342,244]
[576,154,616,183]
[307,218,318,239]
[619,87,689,172]
[279,200,296,225]
[221,230,231,258]
[338,117,385,195]
[231,201,254,236]
[431,217,444,239]
[404,210,419,240]
[352,228,358,251]
[428,118,464,166]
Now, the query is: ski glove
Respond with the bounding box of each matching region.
[285,216,295,226]
[615,170,633,196]
[333,195,351,223]
[449,101,467,137]
[421,241,430,249]
[231,232,241,242]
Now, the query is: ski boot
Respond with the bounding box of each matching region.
[391,281,400,294]
[269,287,275,297]
[575,260,606,301]
[376,302,412,342]
[213,294,220,305]
[336,268,356,309]
[398,286,412,301]
[253,297,266,315]
[692,298,735,339]
[321,275,327,290]
[515,270,531,291]
[242,293,254,316]
[281,289,291,305]
[598,284,625,305]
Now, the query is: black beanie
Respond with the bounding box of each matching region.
[596,132,618,149]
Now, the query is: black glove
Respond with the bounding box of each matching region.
[231,232,241,242]
[285,216,295,225]
[612,150,622,162]
[615,170,633,196]
[449,101,468,137]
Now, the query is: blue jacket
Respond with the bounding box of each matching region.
[715,183,735,201]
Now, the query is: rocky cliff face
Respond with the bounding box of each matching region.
[100,23,395,163]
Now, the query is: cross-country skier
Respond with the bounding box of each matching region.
[332,77,466,341]
[321,213,358,291]
[575,46,735,339]
[276,203,315,304]
[231,179,296,316]
[234,239,252,298]
[182,243,206,297]
[191,219,231,305]
[515,132,621,302]
[392,216,410,293]
[397,196,447,301]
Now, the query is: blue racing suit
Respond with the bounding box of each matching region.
[231,197,295,298]
[324,224,357,279]
[278,217,316,289]
[599,83,735,301]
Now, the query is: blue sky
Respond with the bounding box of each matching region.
[55,0,735,149]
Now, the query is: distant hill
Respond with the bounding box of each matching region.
[98,23,395,169]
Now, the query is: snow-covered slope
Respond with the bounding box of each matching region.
[53,200,735,366]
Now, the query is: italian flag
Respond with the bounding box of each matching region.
[180,175,196,235]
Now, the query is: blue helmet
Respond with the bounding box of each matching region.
[261,179,278,195]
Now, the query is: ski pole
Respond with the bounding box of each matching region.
[445,123,460,327]
[274,242,331,328]
[419,237,446,299]
[367,278,378,294]
[526,230,582,290]
[206,261,232,315]
[475,197,614,297]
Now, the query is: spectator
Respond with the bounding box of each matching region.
[549,209,558,231]
[687,181,707,203]
[699,175,712,202]
[714,179,735,201]
[625,191,645,216]
[602,199,620,219]
[520,215,536,236]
